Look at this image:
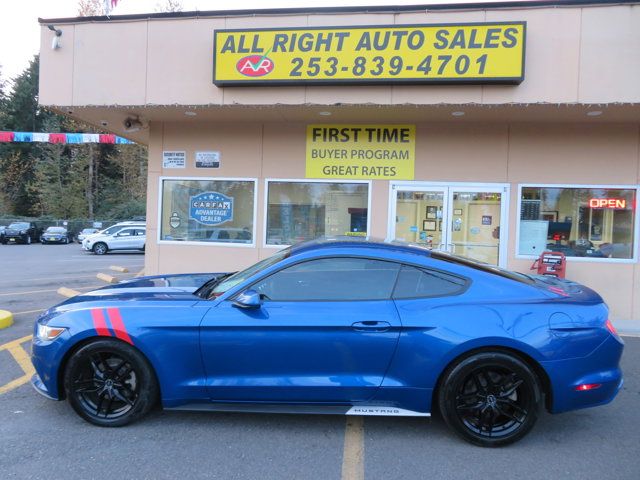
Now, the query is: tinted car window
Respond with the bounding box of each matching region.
[252,257,400,301]
[393,265,467,299]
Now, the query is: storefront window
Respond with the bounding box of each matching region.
[518,186,637,259]
[160,178,255,244]
[266,181,369,245]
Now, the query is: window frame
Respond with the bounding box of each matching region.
[391,264,470,300]
[157,176,258,248]
[233,255,470,303]
[515,183,640,264]
[262,178,372,249]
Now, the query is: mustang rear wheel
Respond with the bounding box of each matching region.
[438,352,541,447]
[64,339,158,427]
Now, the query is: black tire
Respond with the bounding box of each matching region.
[93,242,108,255]
[438,352,541,447]
[64,339,158,427]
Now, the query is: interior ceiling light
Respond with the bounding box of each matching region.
[586,110,603,117]
[184,111,197,116]
[318,111,332,116]
[451,111,465,117]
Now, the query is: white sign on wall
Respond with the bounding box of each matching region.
[195,151,221,169]
[519,220,549,255]
[163,151,186,169]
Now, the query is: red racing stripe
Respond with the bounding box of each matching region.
[91,308,111,337]
[106,308,134,345]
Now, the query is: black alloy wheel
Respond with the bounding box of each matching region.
[438,352,541,447]
[64,339,158,427]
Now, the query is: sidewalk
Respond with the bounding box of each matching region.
[615,319,640,337]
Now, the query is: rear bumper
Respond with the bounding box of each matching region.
[543,334,624,414]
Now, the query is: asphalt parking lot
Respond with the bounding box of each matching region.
[0,244,639,479]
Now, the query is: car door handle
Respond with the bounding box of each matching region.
[351,321,392,332]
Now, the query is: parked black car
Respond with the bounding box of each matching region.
[1,222,43,244]
[40,226,73,244]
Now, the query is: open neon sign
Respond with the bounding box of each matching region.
[589,198,626,209]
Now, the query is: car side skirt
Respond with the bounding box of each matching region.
[165,403,430,417]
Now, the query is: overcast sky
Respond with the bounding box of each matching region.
[0,0,523,87]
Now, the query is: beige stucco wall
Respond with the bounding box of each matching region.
[37,5,640,323]
[39,4,640,108]
[145,121,640,322]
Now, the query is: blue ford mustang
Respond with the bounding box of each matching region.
[31,238,624,447]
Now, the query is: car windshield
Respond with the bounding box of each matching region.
[81,228,97,234]
[9,222,29,229]
[46,227,65,233]
[430,251,535,285]
[205,247,292,299]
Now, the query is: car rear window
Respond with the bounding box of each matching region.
[430,251,535,285]
[393,265,467,299]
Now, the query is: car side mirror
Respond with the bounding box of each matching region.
[232,289,262,309]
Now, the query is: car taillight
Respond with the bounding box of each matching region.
[605,319,618,337]
[575,383,602,391]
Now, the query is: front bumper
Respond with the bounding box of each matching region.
[30,373,59,400]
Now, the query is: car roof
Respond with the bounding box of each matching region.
[288,236,433,258]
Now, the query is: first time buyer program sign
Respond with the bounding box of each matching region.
[213,22,525,86]
[306,125,415,180]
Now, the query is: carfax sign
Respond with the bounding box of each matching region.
[213,22,525,86]
[306,125,415,180]
[189,192,234,226]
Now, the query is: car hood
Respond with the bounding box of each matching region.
[56,286,201,309]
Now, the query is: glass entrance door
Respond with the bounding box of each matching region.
[391,184,508,267]
[449,189,503,266]
[393,188,448,250]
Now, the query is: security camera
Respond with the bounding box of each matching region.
[123,117,143,132]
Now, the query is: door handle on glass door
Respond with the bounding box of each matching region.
[351,321,392,332]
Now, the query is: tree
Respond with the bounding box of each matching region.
[77,0,105,16]
[155,0,183,12]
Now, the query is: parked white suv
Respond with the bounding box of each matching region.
[83,225,146,255]
[82,222,144,250]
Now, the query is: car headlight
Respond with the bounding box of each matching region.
[20,230,27,234]
[37,324,67,341]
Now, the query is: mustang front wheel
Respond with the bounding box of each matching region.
[64,339,158,427]
[438,352,541,447]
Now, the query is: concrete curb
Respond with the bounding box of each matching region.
[109,265,129,273]
[0,310,14,329]
[57,287,81,298]
[97,273,119,284]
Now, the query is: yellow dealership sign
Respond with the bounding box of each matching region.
[306,125,415,180]
[213,22,525,86]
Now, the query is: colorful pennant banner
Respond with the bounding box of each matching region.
[0,131,135,145]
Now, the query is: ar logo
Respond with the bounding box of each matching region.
[236,54,275,77]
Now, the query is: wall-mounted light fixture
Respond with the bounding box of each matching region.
[48,25,62,50]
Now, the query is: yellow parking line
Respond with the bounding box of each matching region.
[0,285,103,297]
[341,417,365,480]
[0,335,35,395]
[0,335,32,352]
[7,343,35,376]
[12,308,45,316]
[0,374,31,395]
